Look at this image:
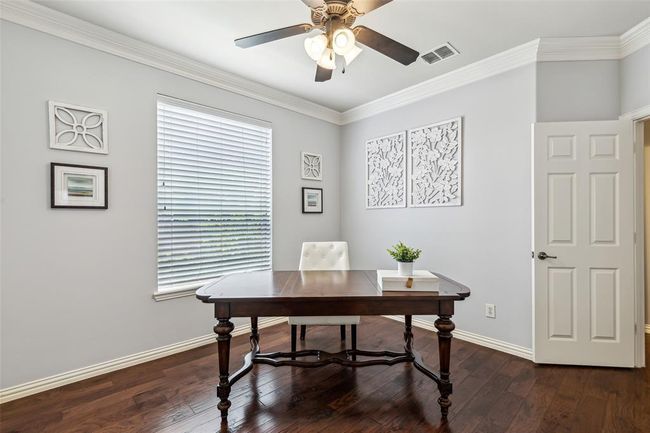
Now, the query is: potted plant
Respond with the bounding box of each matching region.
[387,242,422,276]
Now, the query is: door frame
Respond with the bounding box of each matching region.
[623,104,650,368]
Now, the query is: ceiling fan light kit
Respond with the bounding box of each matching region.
[304,34,328,60]
[234,0,420,82]
[317,48,337,70]
[332,27,356,54]
[343,44,363,65]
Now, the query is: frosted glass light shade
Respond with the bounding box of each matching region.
[317,48,336,70]
[343,45,362,65]
[304,34,328,61]
[332,28,355,55]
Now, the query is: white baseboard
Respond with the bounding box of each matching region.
[0,317,288,404]
[646,324,650,334]
[383,315,534,361]
[0,315,537,404]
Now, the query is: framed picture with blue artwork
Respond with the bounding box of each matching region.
[302,187,322,214]
[51,163,108,209]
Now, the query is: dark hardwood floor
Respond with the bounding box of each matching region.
[1,316,648,433]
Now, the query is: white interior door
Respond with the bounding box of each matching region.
[533,120,635,367]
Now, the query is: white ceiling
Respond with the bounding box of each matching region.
[36,1,650,112]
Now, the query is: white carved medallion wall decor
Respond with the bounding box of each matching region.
[408,117,462,207]
[366,132,406,209]
[301,152,322,180]
[49,101,108,154]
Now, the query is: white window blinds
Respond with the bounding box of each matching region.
[157,96,272,292]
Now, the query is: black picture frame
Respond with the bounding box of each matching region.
[302,187,323,214]
[51,162,108,209]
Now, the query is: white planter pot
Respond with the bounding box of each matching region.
[397,261,414,276]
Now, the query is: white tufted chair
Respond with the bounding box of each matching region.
[289,242,360,353]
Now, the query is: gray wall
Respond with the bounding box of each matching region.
[340,65,537,348]
[620,45,650,115]
[0,22,340,388]
[2,18,648,390]
[535,49,650,120]
[536,60,620,121]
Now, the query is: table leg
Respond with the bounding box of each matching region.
[290,324,297,360]
[214,317,234,421]
[351,324,357,360]
[434,314,455,419]
[251,317,259,345]
[404,315,413,353]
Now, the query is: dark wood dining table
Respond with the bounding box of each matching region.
[196,270,470,424]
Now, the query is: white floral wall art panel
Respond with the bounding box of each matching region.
[366,131,407,209]
[301,152,322,180]
[48,101,108,154]
[408,117,462,207]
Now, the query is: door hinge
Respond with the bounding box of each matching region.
[634,232,637,244]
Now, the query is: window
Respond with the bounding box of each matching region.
[157,96,272,295]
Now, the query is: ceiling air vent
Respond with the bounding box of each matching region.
[421,43,459,64]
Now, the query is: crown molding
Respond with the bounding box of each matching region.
[342,24,649,124]
[537,36,621,61]
[621,16,650,58]
[0,0,343,125]
[341,39,540,124]
[620,104,650,121]
[536,17,650,62]
[1,1,648,127]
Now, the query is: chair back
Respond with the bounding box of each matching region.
[299,242,350,271]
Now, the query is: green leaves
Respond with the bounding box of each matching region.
[386,242,421,263]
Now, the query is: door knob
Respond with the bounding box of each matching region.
[537,252,557,260]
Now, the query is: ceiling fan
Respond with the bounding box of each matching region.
[234,0,419,82]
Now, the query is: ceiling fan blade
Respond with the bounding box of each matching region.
[348,0,393,15]
[301,0,326,8]
[235,24,313,48]
[353,25,419,65]
[315,65,333,82]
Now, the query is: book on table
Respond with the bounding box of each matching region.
[377,270,439,292]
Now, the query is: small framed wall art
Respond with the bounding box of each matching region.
[301,152,322,180]
[51,163,108,209]
[302,187,323,214]
[49,101,108,154]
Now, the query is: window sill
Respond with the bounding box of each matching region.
[153,281,205,301]
[153,278,222,301]
[152,288,197,301]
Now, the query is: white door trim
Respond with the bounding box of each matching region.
[623,106,650,368]
[621,104,650,122]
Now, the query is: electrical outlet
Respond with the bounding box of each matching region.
[485,304,496,319]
